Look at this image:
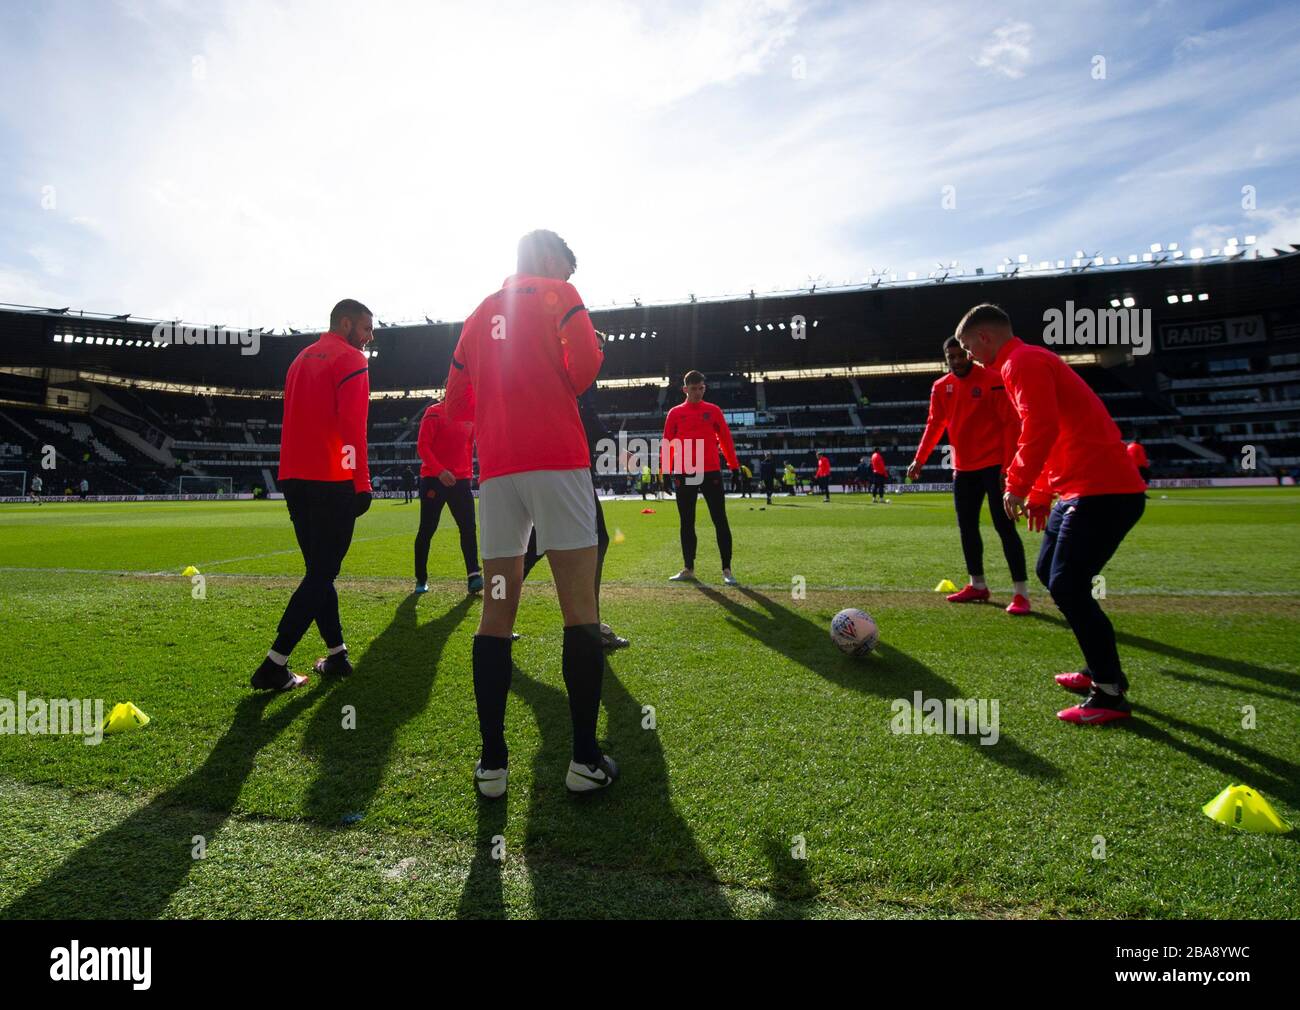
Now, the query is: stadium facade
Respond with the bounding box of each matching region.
[1,248,1297,497]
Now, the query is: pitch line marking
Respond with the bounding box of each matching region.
[0,566,1297,598]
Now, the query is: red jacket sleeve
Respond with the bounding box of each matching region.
[336,355,371,493]
[417,410,443,474]
[443,317,476,423]
[1003,353,1059,499]
[556,283,603,395]
[713,410,739,469]
[913,380,949,466]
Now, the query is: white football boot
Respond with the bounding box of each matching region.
[565,754,620,793]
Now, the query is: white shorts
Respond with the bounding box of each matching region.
[479,468,598,560]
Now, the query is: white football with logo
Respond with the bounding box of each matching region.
[830,608,879,657]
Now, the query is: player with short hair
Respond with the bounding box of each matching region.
[1126,432,1151,484]
[413,399,481,594]
[662,370,740,585]
[443,228,617,796]
[29,474,42,505]
[253,298,373,691]
[907,335,1030,615]
[815,451,832,502]
[869,448,889,502]
[956,303,1147,725]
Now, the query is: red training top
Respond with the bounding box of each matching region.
[661,400,739,474]
[443,274,602,481]
[870,451,888,476]
[913,364,1020,472]
[417,402,474,479]
[995,336,1146,504]
[278,331,371,492]
[816,455,831,477]
[1126,441,1150,469]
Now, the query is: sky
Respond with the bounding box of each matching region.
[1,0,1298,331]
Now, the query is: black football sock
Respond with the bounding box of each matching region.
[472,634,513,768]
[562,623,604,766]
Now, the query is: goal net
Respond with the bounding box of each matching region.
[0,470,28,497]
[179,475,234,496]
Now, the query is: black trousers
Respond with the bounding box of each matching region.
[674,472,732,569]
[1036,493,1146,687]
[870,475,887,497]
[414,477,479,583]
[762,475,776,503]
[953,465,1027,583]
[274,478,356,655]
[818,475,831,499]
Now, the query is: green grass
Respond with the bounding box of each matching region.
[0,488,1297,919]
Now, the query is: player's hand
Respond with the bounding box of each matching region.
[1003,491,1026,522]
[354,491,373,517]
[906,461,921,482]
[438,469,455,487]
[1026,501,1050,533]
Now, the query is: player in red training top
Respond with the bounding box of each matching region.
[957,303,1147,725]
[907,335,1030,615]
[252,298,373,692]
[443,229,617,797]
[1126,434,1151,483]
[413,400,480,594]
[869,447,890,502]
[815,452,832,502]
[661,370,740,585]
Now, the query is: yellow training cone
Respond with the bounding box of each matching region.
[102,702,152,734]
[182,565,199,576]
[934,579,958,593]
[613,528,626,544]
[1202,784,1291,834]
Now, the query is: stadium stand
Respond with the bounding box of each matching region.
[2,248,1298,496]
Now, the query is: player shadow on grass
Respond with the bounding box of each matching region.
[1026,611,1298,696]
[1126,703,1300,814]
[0,690,321,919]
[1159,668,1298,705]
[694,585,1062,782]
[301,592,476,825]
[457,660,739,919]
[1024,612,1300,810]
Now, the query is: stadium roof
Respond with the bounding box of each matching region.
[2,246,1298,395]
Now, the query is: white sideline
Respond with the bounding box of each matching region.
[0,566,1296,597]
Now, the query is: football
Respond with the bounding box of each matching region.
[830,608,879,657]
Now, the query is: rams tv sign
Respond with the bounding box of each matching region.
[1158,315,1267,351]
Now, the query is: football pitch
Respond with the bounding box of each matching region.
[0,488,1296,919]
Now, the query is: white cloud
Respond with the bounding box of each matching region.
[973,21,1033,79]
[1245,205,1300,253]
[0,0,1297,330]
